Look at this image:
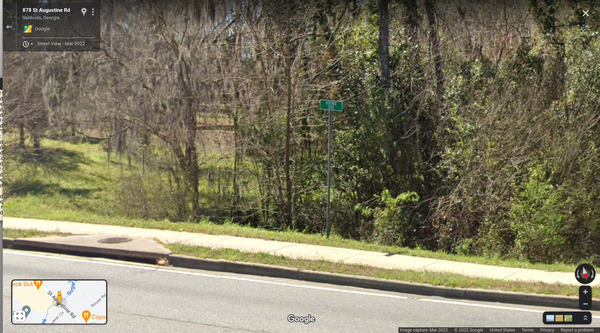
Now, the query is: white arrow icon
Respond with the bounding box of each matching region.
[583,267,588,280]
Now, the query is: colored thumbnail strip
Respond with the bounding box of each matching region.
[543,312,591,325]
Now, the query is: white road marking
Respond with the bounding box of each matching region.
[8,250,596,318]
[155,267,408,300]
[5,250,157,271]
[419,298,542,313]
[5,250,407,300]
[420,298,600,319]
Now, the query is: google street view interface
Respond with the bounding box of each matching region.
[3,0,600,331]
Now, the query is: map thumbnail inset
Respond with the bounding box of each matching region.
[12,279,107,324]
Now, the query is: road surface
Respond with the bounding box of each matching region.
[3,249,599,332]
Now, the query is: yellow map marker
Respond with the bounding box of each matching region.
[57,291,62,304]
[82,310,91,323]
[34,280,43,290]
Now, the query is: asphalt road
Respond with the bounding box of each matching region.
[2,249,599,332]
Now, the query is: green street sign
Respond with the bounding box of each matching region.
[320,99,343,112]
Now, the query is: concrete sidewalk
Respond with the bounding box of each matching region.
[2,216,587,286]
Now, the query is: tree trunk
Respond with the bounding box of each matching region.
[284,5,294,230]
[19,124,25,148]
[107,135,111,170]
[33,133,41,153]
[401,0,420,44]
[379,0,390,89]
[185,103,200,219]
[425,0,444,98]
[232,112,240,207]
[177,51,201,219]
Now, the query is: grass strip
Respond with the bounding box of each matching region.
[1,229,576,297]
[5,213,575,273]
[3,229,71,238]
[167,243,576,297]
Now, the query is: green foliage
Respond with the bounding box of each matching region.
[507,164,566,263]
[295,189,327,234]
[373,189,419,246]
[7,1,600,267]
[115,173,187,222]
[455,238,475,256]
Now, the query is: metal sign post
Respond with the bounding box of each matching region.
[320,100,343,238]
[326,109,332,238]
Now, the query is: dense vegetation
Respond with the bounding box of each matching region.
[5,0,600,264]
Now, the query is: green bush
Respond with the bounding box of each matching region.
[373,189,419,246]
[455,238,475,256]
[295,190,327,234]
[508,164,566,263]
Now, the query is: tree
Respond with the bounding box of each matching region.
[425,0,444,98]
[379,0,391,89]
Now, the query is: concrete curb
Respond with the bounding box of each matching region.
[3,238,589,310]
[12,238,167,261]
[3,238,15,248]
[168,254,587,310]
[12,237,171,260]
[4,238,160,264]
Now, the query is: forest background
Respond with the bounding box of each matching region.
[5,0,600,265]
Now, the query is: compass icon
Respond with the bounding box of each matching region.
[575,264,596,284]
